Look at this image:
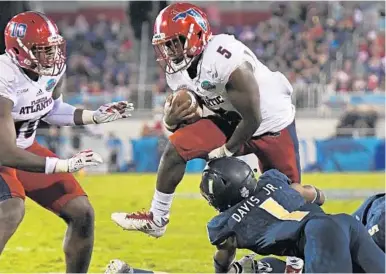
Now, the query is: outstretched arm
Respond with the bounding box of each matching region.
[43,79,134,126]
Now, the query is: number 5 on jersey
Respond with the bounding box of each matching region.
[217,46,232,59]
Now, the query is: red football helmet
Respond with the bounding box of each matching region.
[4,11,66,76]
[152,2,212,74]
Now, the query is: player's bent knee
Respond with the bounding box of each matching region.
[60,196,95,238]
[0,197,25,234]
[305,216,344,242]
[162,141,186,163]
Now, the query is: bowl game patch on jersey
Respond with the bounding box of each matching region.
[45,78,57,91]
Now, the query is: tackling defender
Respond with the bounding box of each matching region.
[112,2,324,238]
[201,158,384,273]
[106,194,386,274]
[106,193,385,273]
[0,11,133,272]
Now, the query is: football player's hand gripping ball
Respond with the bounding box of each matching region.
[163,94,198,129]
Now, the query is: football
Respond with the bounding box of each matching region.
[170,88,203,125]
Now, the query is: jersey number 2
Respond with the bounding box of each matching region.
[217,46,232,59]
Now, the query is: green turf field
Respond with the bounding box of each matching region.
[1,173,384,273]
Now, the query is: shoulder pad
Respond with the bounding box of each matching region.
[165,72,186,91]
[258,169,292,186]
[202,34,245,84]
[207,212,232,245]
[0,60,18,104]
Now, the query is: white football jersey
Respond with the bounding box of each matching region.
[166,34,295,136]
[0,54,65,149]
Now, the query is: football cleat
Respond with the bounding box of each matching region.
[111,211,169,238]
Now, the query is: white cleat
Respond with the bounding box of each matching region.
[111,211,169,238]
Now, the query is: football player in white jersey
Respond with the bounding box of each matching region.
[0,11,133,272]
[112,3,324,238]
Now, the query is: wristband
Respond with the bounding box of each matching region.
[54,159,69,173]
[45,157,59,174]
[82,110,97,125]
[223,145,234,157]
[306,185,324,205]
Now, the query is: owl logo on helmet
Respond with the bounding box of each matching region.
[172,8,208,32]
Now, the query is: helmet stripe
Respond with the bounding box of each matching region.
[155,7,167,34]
[208,178,214,194]
[35,12,57,36]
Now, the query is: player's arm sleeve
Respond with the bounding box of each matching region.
[207,216,234,245]
[43,78,77,126]
[43,77,95,126]
[43,94,77,126]
[215,39,246,84]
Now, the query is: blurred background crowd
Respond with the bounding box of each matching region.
[58,2,385,109]
[5,1,381,111]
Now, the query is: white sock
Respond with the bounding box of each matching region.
[150,190,174,219]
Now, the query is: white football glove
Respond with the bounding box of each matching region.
[50,149,103,173]
[231,253,257,273]
[105,259,133,273]
[93,101,134,124]
[208,144,234,160]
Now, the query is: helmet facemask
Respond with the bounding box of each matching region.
[200,188,218,210]
[15,35,66,77]
[153,34,194,74]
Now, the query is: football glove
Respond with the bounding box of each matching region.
[231,253,257,273]
[93,101,134,124]
[47,149,103,173]
[208,144,234,160]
